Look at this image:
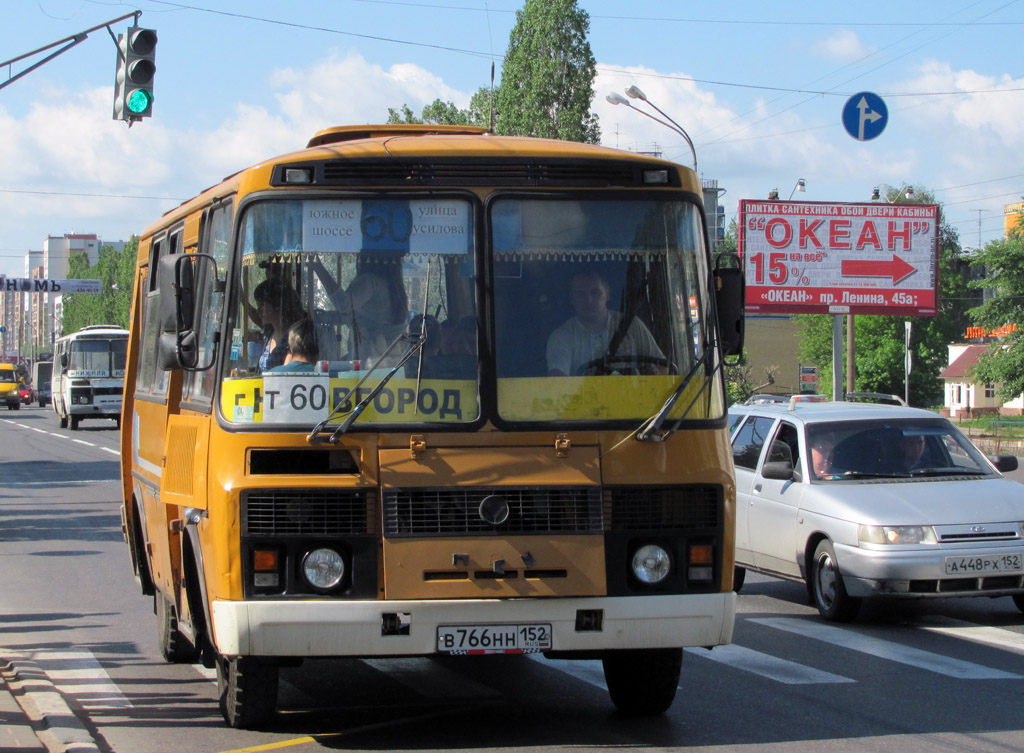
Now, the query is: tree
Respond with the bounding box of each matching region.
[795,186,966,405]
[62,240,136,334]
[494,0,600,143]
[387,87,494,128]
[967,211,1024,400]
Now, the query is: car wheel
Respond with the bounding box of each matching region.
[733,565,746,593]
[810,539,860,622]
[602,648,681,715]
[217,655,278,729]
[1013,594,1024,614]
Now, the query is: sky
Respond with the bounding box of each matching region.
[1,0,1022,279]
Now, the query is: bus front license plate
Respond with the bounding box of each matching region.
[437,624,552,654]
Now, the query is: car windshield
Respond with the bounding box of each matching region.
[807,418,997,481]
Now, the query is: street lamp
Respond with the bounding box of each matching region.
[872,185,914,202]
[767,179,805,201]
[606,86,697,171]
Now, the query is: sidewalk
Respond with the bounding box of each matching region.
[0,651,100,753]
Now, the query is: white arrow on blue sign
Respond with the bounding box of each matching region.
[842,91,888,141]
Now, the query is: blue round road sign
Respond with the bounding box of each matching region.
[842,91,888,141]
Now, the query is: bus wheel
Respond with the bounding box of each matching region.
[58,405,68,428]
[69,415,79,431]
[602,648,681,715]
[217,656,278,729]
[156,593,200,664]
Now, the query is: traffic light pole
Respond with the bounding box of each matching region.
[0,11,139,92]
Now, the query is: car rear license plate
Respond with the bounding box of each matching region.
[437,624,552,654]
[944,554,1023,575]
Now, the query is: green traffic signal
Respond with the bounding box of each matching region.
[126,89,153,115]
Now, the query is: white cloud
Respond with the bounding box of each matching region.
[809,30,877,63]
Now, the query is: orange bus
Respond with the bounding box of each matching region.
[120,124,744,728]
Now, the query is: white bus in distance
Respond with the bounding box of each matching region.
[52,325,129,430]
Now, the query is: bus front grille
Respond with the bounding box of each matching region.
[383,486,602,537]
[242,489,370,536]
[608,485,722,530]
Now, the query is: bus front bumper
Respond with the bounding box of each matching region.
[211,593,736,658]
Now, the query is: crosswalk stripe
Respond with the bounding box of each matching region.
[528,653,608,690]
[751,617,1023,680]
[685,644,854,684]
[30,649,133,709]
[916,616,1024,656]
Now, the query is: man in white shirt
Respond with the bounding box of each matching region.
[546,269,665,376]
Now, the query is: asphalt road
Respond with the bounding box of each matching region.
[2,404,1024,753]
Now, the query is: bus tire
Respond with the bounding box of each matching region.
[733,565,746,592]
[69,415,79,431]
[217,656,278,729]
[602,648,681,715]
[156,592,200,664]
[58,403,68,428]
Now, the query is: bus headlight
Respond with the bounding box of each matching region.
[631,544,671,585]
[301,547,346,591]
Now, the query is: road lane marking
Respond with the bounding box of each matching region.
[528,652,608,690]
[685,644,854,684]
[916,616,1024,656]
[29,648,133,710]
[752,617,1023,680]
[101,447,120,455]
[71,439,94,446]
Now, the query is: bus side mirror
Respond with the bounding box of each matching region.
[156,254,216,371]
[713,253,745,357]
[59,353,68,369]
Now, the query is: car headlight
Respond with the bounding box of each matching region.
[859,525,937,545]
[301,547,346,591]
[631,544,671,584]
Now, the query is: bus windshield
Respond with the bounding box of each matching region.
[69,337,128,377]
[220,194,721,428]
[493,197,719,423]
[221,196,480,427]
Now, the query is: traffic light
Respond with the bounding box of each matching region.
[113,26,157,122]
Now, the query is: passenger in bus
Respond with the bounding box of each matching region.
[546,269,665,376]
[253,277,306,372]
[267,318,319,373]
[311,260,408,365]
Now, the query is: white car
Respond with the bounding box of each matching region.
[729,397,1024,621]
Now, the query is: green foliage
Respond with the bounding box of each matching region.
[795,187,966,406]
[494,0,600,143]
[61,239,136,334]
[387,88,493,128]
[968,216,1024,400]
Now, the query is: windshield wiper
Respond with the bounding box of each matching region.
[909,467,987,477]
[307,330,426,444]
[635,347,717,442]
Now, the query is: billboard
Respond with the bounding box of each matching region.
[738,200,939,317]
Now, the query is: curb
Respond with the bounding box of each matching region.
[0,652,101,753]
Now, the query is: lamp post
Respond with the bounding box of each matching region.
[768,179,806,201]
[872,185,914,202]
[606,86,697,171]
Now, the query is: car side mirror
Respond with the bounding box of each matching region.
[761,460,795,481]
[991,454,1019,473]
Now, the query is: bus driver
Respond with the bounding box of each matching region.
[546,269,664,377]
